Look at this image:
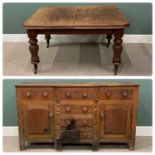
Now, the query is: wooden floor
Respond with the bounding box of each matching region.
[3,136,152,152]
[3,42,152,76]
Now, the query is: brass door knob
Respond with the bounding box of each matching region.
[49,112,53,118]
[26,92,31,97]
[43,128,49,133]
[100,112,105,119]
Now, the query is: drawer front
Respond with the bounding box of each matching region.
[37,88,54,100]
[60,128,93,140]
[100,87,134,100]
[20,88,37,100]
[20,88,54,100]
[80,130,93,139]
[59,88,96,100]
[59,118,93,127]
[60,104,93,114]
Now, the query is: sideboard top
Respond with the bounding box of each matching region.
[23,5,129,29]
[15,83,139,87]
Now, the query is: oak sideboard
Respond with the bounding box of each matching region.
[16,83,139,151]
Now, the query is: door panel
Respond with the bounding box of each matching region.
[23,101,54,141]
[26,107,49,134]
[100,102,132,140]
[104,108,127,134]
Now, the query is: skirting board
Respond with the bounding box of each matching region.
[3,126,152,137]
[3,34,152,43]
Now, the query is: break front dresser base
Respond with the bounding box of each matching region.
[16,83,139,151]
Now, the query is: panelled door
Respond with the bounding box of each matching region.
[100,101,132,140]
[22,101,54,142]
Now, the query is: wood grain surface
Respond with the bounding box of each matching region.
[23,6,129,29]
[15,83,139,87]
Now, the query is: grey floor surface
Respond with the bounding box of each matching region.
[3,136,152,152]
[3,42,152,76]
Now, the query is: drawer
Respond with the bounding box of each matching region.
[20,88,37,99]
[60,104,93,114]
[80,130,93,139]
[37,88,54,100]
[59,128,93,140]
[59,88,96,100]
[20,88,54,100]
[59,118,93,127]
[100,87,133,100]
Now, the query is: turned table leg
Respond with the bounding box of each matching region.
[106,34,112,47]
[45,34,51,48]
[113,29,123,75]
[28,30,40,74]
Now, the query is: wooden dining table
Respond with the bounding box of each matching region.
[23,5,129,75]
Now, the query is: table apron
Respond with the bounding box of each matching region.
[27,29,124,35]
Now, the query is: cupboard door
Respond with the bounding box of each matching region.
[23,103,54,141]
[100,103,132,140]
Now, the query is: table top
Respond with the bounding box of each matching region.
[23,6,129,29]
[15,83,139,87]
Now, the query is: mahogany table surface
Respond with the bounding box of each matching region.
[23,6,129,29]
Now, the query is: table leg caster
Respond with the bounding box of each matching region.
[34,64,38,74]
[106,35,112,47]
[114,64,119,75]
[45,34,51,48]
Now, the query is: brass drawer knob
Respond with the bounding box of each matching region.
[122,91,128,97]
[83,120,88,125]
[66,92,71,98]
[26,92,31,97]
[82,92,88,98]
[65,106,71,112]
[82,132,87,138]
[82,107,88,113]
[43,92,48,97]
[106,91,111,97]
[66,120,71,125]
[49,112,53,118]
